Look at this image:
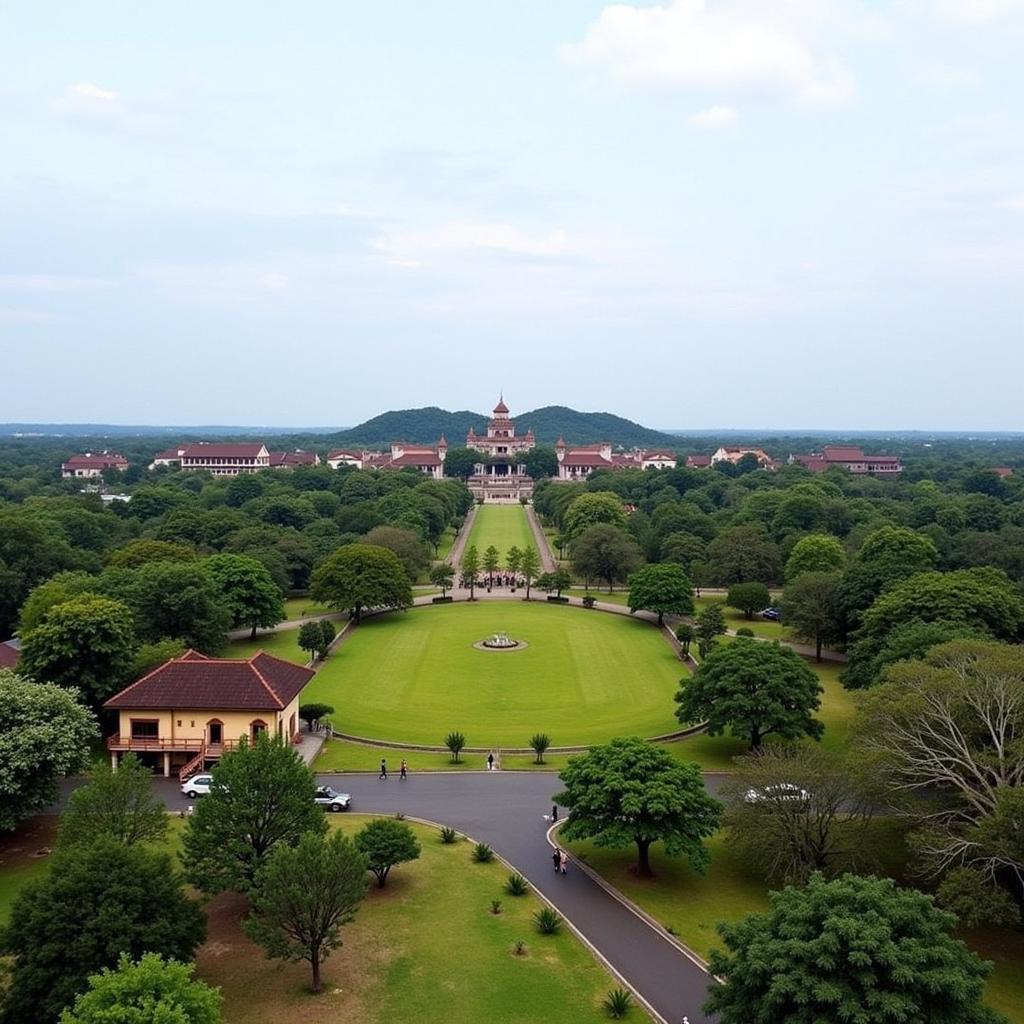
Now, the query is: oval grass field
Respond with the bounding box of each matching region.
[303,601,685,747]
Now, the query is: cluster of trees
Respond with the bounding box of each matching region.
[458,543,542,598]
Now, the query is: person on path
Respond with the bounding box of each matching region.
[487,752,495,771]
[551,804,558,822]
[552,848,562,873]
[379,758,387,780]
[400,759,408,781]
[560,850,569,875]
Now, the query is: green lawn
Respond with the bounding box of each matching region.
[567,588,630,606]
[433,525,457,562]
[229,625,315,665]
[315,738,573,773]
[282,597,332,621]
[465,504,535,561]
[692,596,791,641]
[303,602,685,747]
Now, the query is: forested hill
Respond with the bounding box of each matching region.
[331,405,680,448]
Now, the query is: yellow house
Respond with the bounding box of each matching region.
[104,649,314,779]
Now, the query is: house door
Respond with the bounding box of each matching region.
[207,720,223,746]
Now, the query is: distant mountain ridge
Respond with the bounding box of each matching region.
[329,405,682,448]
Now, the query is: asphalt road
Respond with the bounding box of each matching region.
[57,770,725,1023]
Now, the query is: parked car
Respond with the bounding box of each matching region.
[314,785,351,812]
[744,783,810,803]
[760,607,781,621]
[181,774,214,798]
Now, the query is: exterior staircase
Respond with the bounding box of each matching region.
[178,742,207,782]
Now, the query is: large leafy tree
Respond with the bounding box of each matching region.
[20,595,136,704]
[58,953,222,1024]
[725,581,771,621]
[106,539,197,569]
[245,830,368,994]
[58,752,167,850]
[706,525,781,586]
[203,553,284,638]
[460,544,481,599]
[519,445,559,480]
[439,446,478,480]
[354,817,421,888]
[704,873,1006,1024]
[784,532,845,581]
[695,602,727,657]
[843,566,1024,688]
[536,567,572,598]
[555,737,721,877]
[0,671,96,832]
[0,839,206,1024]
[570,524,642,592]
[856,640,1024,922]
[563,491,627,540]
[309,543,412,621]
[182,736,327,893]
[627,563,694,625]
[676,638,823,749]
[782,571,842,661]
[362,526,430,583]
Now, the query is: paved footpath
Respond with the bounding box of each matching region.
[57,770,724,1023]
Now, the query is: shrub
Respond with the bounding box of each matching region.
[582,595,596,609]
[736,627,754,637]
[490,899,503,915]
[512,939,527,956]
[299,703,335,729]
[472,842,494,863]
[505,872,529,896]
[529,733,551,765]
[546,595,570,603]
[440,827,458,844]
[445,731,466,763]
[534,906,562,934]
[604,987,633,1018]
[431,596,454,604]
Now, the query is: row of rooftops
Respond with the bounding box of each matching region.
[682,445,903,474]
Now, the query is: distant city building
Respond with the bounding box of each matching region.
[554,438,678,480]
[685,454,712,469]
[149,442,270,475]
[710,446,775,469]
[326,440,446,479]
[466,398,535,501]
[789,445,902,476]
[268,450,320,469]
[993,466,1014,479]
[61,451,129,478]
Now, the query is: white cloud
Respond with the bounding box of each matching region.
[50,81,166,132]
[559,0,857,108]
[933,0,1024,24]
[52,82,121,119]
[688,104,739,129]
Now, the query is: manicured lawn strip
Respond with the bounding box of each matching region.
[282,597,332,620]
[303,603,684,747]
[315,739,572,774]
[566,588,630,606]
[465,504,535,559]
[229,626,310,665]
[195,816,623,1024]
[692,596,790,641]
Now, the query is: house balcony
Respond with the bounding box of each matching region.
[106,735,241,757]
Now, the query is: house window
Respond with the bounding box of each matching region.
[250,719,268,741]
[130,719,160,740]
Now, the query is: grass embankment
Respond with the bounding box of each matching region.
[465,504,535,559]
[302,602,683,747]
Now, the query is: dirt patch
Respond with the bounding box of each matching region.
[0,817,59,870]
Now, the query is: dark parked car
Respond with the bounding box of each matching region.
[760,607,781,621]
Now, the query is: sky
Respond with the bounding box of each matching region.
[1,1,1022,431]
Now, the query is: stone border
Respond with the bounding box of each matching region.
[471,638,530,652]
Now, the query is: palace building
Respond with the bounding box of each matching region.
[465,397,535,501]
[554,438,677,480]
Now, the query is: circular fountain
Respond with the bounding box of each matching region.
[473,631,528,652]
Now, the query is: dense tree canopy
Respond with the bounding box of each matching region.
[784,533,845,580]
[627,563,694,624]
[310,543,412,620]
[203,553,284,638]
[563,491,627,540]
[570,524,642,592]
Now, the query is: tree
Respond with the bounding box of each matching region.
[695,602,726,658]
[520,445,559,480]
[107,539,197,569]
[354,817,421,888]
[563,491,627,540]
[675,622,694,657]
[570,524,642,592]
[299,702,334,729]
[536,567,572,598]
[445,730,466,763]
[0,839,206,1024]
[706,525,781,585]
[720,745,877,883]
[626,563,694,625]
[20,595,136,704]
[704,873,1006,1024]
[203,553,284,638]
[182,735,327,893]
[460,545,481,599]
[17,571,95,633]
[555,737,721,877]
[483,544,500,585]
[58,752,167,850]
[362,526,430,583]
[440,446,479,481]
[0,671,96,832]
[318,618,336,656]
[725,582,771,621]
[856,640,1024,919]
[429,562,454,597]
[298,620,333,662]
[519,545,541,598]
[659,531,707,574]
[310,543,412,621]
[530,732,551,764]
[676,638,823,749]
[782,571,842,661]
[784,533,845,581]
[505,545,522,580]
[58,953,221,1024]
[244,830,368,994]
[127,637,186,680]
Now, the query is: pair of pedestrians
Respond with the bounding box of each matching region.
[378,758,408,780]
[551,847,569,875]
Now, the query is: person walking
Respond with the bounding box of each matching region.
[560,850,569,875]
[400,759,408,781]
[379,758,387,780]
[551,804,558,822]
[552,847,562,873]
[487,752,495,771]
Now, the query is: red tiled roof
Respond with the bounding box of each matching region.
[0,640,20,670]
[327,449,363,460]
[391,452,441,467]
[152,448,183,461]
[269,450,317,466]
[104,650,314,711]
[563,453,613,467]
[994,466,1014,478]
[493,397,509,414]
[643,451,677,460]
[686,455,711,468]
[62,453,128,470]
[180,443,267,459]
[821,445,866,461]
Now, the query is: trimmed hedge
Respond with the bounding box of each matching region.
[546,595,570,603]
[432,596,454,604]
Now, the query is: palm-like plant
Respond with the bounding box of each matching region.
[529,733,551,765]
[444,731,466,763]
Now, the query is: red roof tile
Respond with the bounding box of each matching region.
[0,640,20,669]
[62,452,128,470]
[104,650,314,711]
[180,443,268,459]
